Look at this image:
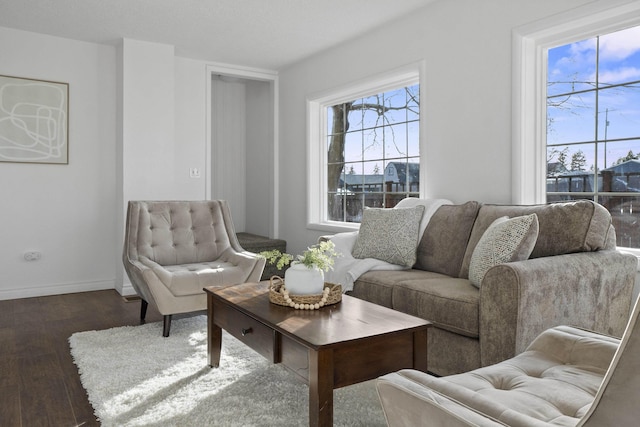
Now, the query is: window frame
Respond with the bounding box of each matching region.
[513,0,640,257]
[306,62,424,233]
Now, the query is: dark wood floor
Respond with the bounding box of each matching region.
[0,290,166,427]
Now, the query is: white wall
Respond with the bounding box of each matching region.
[175,57,207,199]
[120,39,177,202]
[0,27,118,299]
[0,31,213,299]
[0,26,274,299]
[277,0,593,255]
[116,39,210,294]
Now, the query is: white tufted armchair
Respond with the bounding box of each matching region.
[376,294,640,426]
[123,200,265,336]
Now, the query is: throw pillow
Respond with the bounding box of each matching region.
[469,213,539,287]
[352,205,425,267]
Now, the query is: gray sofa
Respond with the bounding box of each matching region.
[349,200,637,376]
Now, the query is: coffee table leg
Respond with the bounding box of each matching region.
[309,348,333,427]
[413,328,428,372]
[207,295,222,368]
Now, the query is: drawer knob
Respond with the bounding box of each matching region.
[241,327,253,336]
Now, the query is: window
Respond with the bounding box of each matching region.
[546,27,640,248]
[307,64,423,231]
[326,85,419,223]
[513,1,640,253]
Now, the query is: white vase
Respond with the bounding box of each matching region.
[284,263,325,295]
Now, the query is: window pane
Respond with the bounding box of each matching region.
[327,106,334,135]
[385,193,406,208]
[385,123,408,159]
[363,160,383,178]
[327,192,343,222]
[327,104,348,134]
[598,84,640,140]
[407,84,419,122]
[547,143,595,173]
[547,91,595,144]
[344,131,362,162]
[363,128,383,161]
[362,95,382,129]
[345,162,363,176]
[383,88,407,125]
[365,193,384,208]
[602,139,640,170]
[547,39,597,97]
[346,193,364,222]
[346,102,363,131]
[327,134,345,167]
[598,26,640,87]
[408,121,419,157]
[601,195,640,248]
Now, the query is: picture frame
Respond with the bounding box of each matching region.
[0,74,69,164]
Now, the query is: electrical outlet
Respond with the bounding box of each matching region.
[189,168,201,178]
[24,251,42,261]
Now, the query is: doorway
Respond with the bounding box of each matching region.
[205,65,279,238]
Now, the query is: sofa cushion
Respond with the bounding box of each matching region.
[414,201,481,277]
[352,205,425,267]
[469,214,539,287]
[393,197,453,241]
[351,269,446,308]
[460,200,613,278]
[392,277,480,338]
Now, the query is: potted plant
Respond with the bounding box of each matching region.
[260,240,339,295]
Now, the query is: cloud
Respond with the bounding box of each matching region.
[599,26,640,61]
[570,38,596,56]
[599,67,640,85]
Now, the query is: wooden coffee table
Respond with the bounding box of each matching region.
[205,281,431,427]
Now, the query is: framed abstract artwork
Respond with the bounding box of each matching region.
[0,74,69,164]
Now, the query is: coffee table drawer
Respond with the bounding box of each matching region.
[213,300,276,362]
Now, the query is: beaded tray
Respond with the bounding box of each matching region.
[269,276,342,310]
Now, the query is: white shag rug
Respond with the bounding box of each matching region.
[69,315,386,427]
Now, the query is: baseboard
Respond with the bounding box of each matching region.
[116,282,137,297]
[0,279,115,301]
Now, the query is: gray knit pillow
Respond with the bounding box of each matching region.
[469,214,539,287]
[352,206,425,267]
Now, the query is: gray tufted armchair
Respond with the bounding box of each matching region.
[123,200,265,336]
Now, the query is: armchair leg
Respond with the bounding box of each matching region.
[140,299,148,323]
[163,315,172,337]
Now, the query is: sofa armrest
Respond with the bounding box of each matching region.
[122,257,156,304]
[218,248,267,283]
[479,250,636,367]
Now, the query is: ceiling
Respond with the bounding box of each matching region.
[0,0,435,70]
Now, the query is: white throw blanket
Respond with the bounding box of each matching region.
[324,198,452,292]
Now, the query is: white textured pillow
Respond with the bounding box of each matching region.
[469,214,539,288]
[352,205,425,267]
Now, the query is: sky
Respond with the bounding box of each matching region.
[547,25,640,171]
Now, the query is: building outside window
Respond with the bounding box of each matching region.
[326,84,420,223]
[546,25,640,248]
